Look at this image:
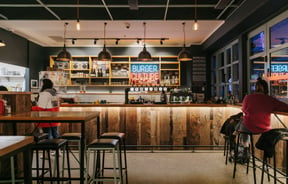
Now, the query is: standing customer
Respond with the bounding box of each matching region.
[236,78,288,160]
[36,78,60,139]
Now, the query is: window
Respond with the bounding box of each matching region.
[250,32,265,55]
[270,18,288,48]
[250,56,265,80]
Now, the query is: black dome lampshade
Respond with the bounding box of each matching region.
[178,22,192,61]
[57,22,72,61]
[98,22,112,61]
[57,45,71,61]
[138,44,152,61]
[178,47,192,61]
[98,44,112,61]
[138,22,152,61]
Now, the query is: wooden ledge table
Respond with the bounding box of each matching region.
[0,111,100,184]
[0,136,34,184]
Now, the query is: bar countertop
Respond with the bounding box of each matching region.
[60,103,236,108]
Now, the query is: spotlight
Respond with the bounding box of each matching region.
[94,39,97,45]
[72,38,76,45]
[137,38,140,44]
[115,39,120,45]
[160,38,164,45]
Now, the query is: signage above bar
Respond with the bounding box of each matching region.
[130,63,160,86]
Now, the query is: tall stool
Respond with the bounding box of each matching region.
[256,128,288,184]
[86,138,122,184]
[100,132,128,184]
[223,135,230,165]
[60,132,82,172]
[0,133,49,184]
[32,138,71,184]
[233,131,259,184]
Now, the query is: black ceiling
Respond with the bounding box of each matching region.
[0,0,244,21]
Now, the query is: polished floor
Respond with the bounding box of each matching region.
[32,150,283,184]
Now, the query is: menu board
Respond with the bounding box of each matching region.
[192,57,206,82]
[130,63,160,86]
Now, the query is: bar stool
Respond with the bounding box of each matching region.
[32,138,71,184]
[85,138,122,184]
[100,132,128,183]
[0,133,49,184]
[223,135,230,164]
[60,132,82,171]
[233,131,259,184]
[256,128,288,184]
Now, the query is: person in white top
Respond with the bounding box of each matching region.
[36,78,60,139]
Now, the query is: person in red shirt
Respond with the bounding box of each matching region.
[236,78,288,161]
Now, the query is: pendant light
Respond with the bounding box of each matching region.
[178,22,192,61]
[57,22,72,61]
[0,40,5,47]
[193,0,198,31]
[98,22,112,61]
[76,0,80,31]
[138,22,152,61]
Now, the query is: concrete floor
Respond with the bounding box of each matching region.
[32,150,283,184]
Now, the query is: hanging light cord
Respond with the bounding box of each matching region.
[182,22,186,47]
[104,22,107,46]
[64,22,68,47]
[194,0,197,22]
[77,0,79,21]
[143,22,146,46]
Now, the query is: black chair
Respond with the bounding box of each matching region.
[86,138,122,184]
[233,131,259,184]
[32,138,71,184]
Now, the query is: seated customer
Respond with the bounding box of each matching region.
[0,85,8,91]
[236,78,288,161]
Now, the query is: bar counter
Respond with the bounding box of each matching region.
[59,103,288,149]
[60,103,243,150]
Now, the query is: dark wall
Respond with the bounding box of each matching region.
[0,28,45,81]
[0,29,28,67]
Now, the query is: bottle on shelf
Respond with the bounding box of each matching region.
[160,90,167,104]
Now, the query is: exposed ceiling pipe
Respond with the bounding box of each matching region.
[163,0,170,20]
[216,0,235,19]
[0,4,232,8]
[215,0,232,9]
[36,0,61,20]
[0,14,8,20]
[101,0,114,20]
[128,0,138,10]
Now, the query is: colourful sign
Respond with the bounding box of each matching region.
[130,63,159,86]
[269,64,288,80]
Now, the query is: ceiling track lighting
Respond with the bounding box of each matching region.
[138,22,152,61]
[57,22,72,62]
[65,37,169,46]
[193,0,198,31]
[178,22,192,61]
[97,22,112,61]
[76,0,80,31]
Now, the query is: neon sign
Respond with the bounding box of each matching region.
[130,64,159,86]
[271,64,288,73]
